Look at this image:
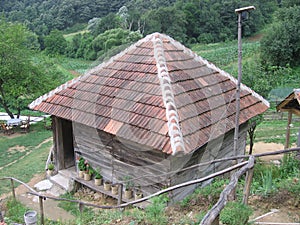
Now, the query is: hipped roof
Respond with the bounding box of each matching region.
[276,89,300,116]
[29,33,269,155]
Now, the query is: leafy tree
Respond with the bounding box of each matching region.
[260,6,300,67]
[281,0,300,7]
[44,29,68,55]
[0,20,69,118]
[88,13,122,36]
[143,6,187,43]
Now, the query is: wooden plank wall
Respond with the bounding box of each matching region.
[73,122,170,196]
[169,123,248,202]
[71,121,247,201]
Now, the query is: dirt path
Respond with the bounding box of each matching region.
[2,173,75,223]
[248,141,286,161]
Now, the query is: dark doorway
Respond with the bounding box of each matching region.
[55,118,75,170]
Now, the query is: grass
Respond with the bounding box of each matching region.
[192,40,260,77]
[54,56,94,76]
[255,114,300,145]
[0,123,52,195]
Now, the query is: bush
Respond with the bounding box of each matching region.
[220,201,253,225]
[280,153,300,179]
[145,194,169,225]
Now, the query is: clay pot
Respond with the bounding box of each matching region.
[84,173,91,181]
[94,178,102,186]
[104,181,112,191]
[124,189,133,199]
[78,170,84,178]
[111,184,119,195]
[135,192,143,200]
[47,170,53,176]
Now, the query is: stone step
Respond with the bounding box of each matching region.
[49,173,74,192]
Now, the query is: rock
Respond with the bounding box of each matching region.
[34,180,53,191]
[94,193,102,201]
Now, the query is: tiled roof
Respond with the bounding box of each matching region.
[30,33,269,155]
[276,88,300,116]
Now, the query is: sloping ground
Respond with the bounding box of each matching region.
[3,144,299,225]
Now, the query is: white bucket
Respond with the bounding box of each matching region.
[24,211,37,225]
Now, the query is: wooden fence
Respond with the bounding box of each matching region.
[1,147,300,225]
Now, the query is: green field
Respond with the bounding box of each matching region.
[0,123,52,195]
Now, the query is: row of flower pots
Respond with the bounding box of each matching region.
[78,172,143,200]
[77,157,143,200]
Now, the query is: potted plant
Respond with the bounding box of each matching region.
[135,185,143,200]
[47,163,54,176]
[94,169,103,186]
[124,176,134,199]
[84,162,93,181]
[104,180,112,191]
[77,157,86,178]
[111,183,119,195]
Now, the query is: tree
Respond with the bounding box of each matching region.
[260,6,300,67]
[0,20,68,118]
[143,6,187,43]
[44,29,68,55]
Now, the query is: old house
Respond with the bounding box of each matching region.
[29,33,269,201]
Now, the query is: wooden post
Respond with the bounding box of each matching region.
[39,196,45,225]
[297,127,300,147]
[79,202,84,213]
[285,111,292,149]
[211,215,219,225]
[243,167,254,205]
[10,179,16,200]
[118,183,123,206]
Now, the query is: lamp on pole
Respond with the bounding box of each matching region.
[233,6,255,160]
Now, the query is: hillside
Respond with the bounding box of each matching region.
[1,0,278,43]
[1,0,129,34]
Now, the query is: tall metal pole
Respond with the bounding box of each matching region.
[233,12,242,159]
[233,6,255,160]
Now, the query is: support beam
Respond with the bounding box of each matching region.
[285,111,293,149]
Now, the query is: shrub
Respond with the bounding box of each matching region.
[145,194,169,225]
[280,153,300,179]
[220,201,253,225]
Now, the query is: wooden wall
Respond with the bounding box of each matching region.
[58,119,248,201]
[72,122,171,196]
[169,123,248,202]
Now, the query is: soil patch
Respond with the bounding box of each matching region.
[247,142,285,162]
[7,145,26,154]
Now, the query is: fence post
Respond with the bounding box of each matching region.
[242,166,254,205]
[79,202,84,213]
[10,179,16,200]
[212,215,219,225]
[39,196,44,225]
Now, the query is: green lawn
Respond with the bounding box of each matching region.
[0,123,52,195]
[256,117,300,145]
